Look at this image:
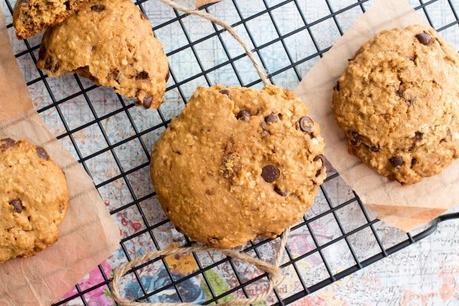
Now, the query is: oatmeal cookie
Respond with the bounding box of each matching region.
[333,25,459,184]
[151,85,326,248]
[0,138,68,263]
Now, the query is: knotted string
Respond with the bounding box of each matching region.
[161,0,271,86]
[111,228,290,305]
[111,1,287,305]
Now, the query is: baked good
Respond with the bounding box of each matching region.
[333,25,459,185]
[151,85,326,248]
[0,138,68,263]
[37,0,169,109]
[13,0,90,39]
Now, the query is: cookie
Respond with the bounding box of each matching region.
[333,25,459,185]
[37,0,169,109]
[13,0,90,39]
[151,85,326,248]
[0,139,68,263]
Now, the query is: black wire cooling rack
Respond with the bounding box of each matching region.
[3,0,459,305]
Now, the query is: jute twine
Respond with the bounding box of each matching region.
[111,1,288,305]
[111,229,290,305]
[160,0,271,86]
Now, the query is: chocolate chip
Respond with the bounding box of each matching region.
[0,138,16,150]
[36,146,49,160]
[143,96,153,108]
[274,185,288,197]
[136,71,149,80]
[261,165,280,183]
[389,156,404,167]
[91,4,106,12]
[219,89,230,96]
[350,131,362,146]
[9,199,23,213]
[264,113,279,124]
[236,109,250,121]
[299,116,314,133]
[414,131,423,141]
[416,32,433,45]
[411,158,418,167]
[64,0,71,10]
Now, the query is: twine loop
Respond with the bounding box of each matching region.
[111,229,290,305]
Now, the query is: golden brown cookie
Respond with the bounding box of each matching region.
[13,0,90,39]
[333,25,459,185]
[37,0,169,109]
[0,138,68,263]
[151,85,326,248]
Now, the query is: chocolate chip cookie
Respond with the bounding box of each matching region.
[151,85,326,248]
[37,0,169,109]
[0,139,68,263]
[333,25,459,185]
[13,0,90,39]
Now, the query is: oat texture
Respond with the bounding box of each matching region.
[151,85,326,248]
[37,0,169,109]
[0,139,68,263]
[333,25,459,185]
[13,0,90,39]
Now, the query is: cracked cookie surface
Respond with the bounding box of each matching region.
[0,139,68,263]
[13,0,90,39]
[151,85,326,248]
[333,25,459,185]
[37,0,169,109]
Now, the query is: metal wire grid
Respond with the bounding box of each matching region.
[2,0,459,304]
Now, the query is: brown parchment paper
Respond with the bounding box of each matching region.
[296,0,459,232]
[0,13,120,306]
